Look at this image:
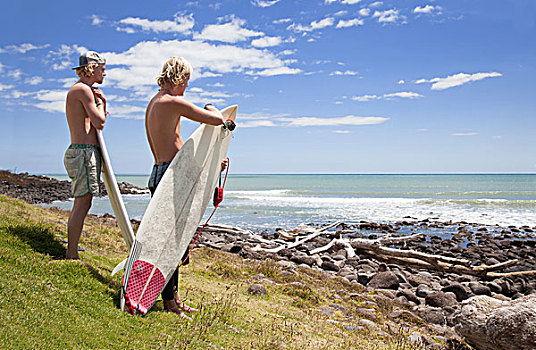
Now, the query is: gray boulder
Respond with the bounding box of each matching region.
[367,271,400,290]
[454,294,536,350]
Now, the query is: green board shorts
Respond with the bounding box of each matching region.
[63,144,102,198]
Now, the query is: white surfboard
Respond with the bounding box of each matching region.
[120,105,237,314]
[96,130,135,250]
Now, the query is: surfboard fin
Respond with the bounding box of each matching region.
[112,258,127,276]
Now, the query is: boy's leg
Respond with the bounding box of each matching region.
[66,193,92,259]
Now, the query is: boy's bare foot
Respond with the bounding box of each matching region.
[174,293,199,313]
[163,299,192,320]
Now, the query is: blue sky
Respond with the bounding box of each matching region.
[1,0,535,174]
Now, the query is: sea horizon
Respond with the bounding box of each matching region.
[41,173,536,230]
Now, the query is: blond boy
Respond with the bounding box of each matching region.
[64,51,107,260]
[145,56,226,318]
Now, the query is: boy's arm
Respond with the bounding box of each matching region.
[173,97,224,126]
[78,85,106,130]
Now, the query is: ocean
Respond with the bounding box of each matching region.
[43,174,536,231]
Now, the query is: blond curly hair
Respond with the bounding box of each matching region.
[75,63,100,78]
[157,57,191,88]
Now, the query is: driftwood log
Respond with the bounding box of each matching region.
[251,222,341,254]
[227,222,536,279]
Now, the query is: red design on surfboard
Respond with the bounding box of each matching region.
[126,260,166,314]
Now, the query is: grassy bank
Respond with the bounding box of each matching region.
[0,195,439,349]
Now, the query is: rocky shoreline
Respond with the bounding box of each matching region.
[2,169,535,349]
[194,220,536,350]
[0,170,145,204]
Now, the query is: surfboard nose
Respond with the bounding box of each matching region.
[221,105,238,121]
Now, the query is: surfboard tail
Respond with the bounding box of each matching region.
[124,260,166,315]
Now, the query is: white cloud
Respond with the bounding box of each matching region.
[414,5,442,15]
[289,17,335,32]
[326,0,362,4]
[330,70,359,76]
[7,90,33,99]
[370,2,383,7]
[333,130,351,134]
[251,36,283,47]
[0,62,4,72]
[373,9,404,23]
[418,72,502,90]
[116,27,136,34]
[280,115,388,127]
[118,14,194,34]
[251,0,280,7]
[353,91,423,101]
[240,120,278,128]
[383,91,423,99]
[108,104,146,119]
[48,44,88,71]
[278,49,296,56]
[247,67,302,76]
[1,43,50,54]
[359,8,371,16]
[194,16,263,43]
[25,76,44,85]
[274,18,292,24]
[102,39,301,91]
[0,83,14,91]
[32,89,67,113]
[352,94,380,102]
[7,69,22,79]
[57,77,78,88]
[452,132,478,137]
[336,18,364,28]
[398,79,405,84]
[90,14,104,26]
[239,113,388,128]
[311,17,335,30]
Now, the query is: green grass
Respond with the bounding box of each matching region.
[0,195,441,349]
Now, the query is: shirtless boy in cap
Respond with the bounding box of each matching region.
[145,56,227,318]
[63,51,107,260]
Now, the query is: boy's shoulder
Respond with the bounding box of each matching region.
[67,82,92,99]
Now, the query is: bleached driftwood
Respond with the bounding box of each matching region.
[351,239,524,278]
[309,238,356,258]
[351,238,472,267]
[486,270,536,278]
[380,233,425,244]
[251,222,341,254]
[202,223,253,235]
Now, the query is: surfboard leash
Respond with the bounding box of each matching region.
[178,157,230,268]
